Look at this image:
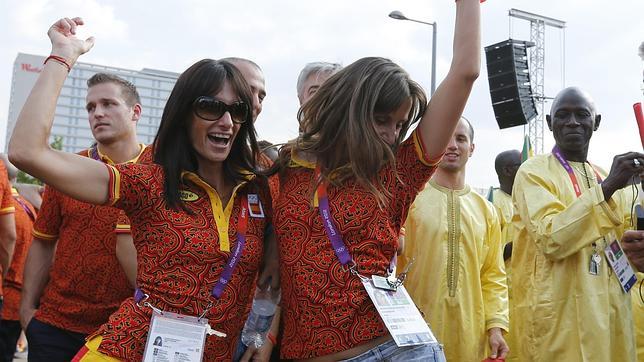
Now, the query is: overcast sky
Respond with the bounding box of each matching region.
[1,0,643,188]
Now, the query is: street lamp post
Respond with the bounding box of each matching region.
[388,10,437,96]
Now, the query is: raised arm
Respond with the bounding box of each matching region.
[419,0,480,159]
[8,17,109,205]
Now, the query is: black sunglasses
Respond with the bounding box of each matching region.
[192,96,248,124]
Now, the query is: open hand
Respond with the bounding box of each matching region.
[47,17,95,62]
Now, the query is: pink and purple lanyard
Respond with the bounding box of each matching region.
[13,196,35,222]
[314,165,400,280]
[551,146,602,195]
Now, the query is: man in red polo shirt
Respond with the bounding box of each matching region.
[20,73,144,361]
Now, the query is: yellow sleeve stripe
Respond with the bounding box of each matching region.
[105,164,121,206]
[0,206,15,215]
[114,224,131,234]
[412,130,443,167]
[32,229,58,241]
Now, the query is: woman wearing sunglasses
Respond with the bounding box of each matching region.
[270,1,480,361]
[9,17,273,361]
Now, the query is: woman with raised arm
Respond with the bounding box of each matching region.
[9,17,274,361]
[270,0,480,361]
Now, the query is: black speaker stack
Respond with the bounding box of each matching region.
[485,39,538,129]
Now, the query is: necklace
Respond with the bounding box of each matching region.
[570,163,595,181]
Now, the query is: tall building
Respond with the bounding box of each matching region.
[5,53,179,153]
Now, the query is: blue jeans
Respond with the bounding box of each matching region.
[340,339,445,362]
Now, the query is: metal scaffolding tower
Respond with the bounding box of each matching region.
[509,9,565,154]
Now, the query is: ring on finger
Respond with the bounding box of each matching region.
[634,158,641,167]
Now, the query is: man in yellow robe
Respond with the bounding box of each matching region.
[490,149,521,362]
[401,117,509,361]
[511,87,642,361]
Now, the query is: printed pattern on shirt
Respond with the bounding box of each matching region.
[274,130,439,359]
[1,191,36,321]
[95,163,270,361]
[30,148,145,334]
[0,162,15,297]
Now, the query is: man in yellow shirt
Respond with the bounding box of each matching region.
[489,149,521,361]
[511,87,642,361]
[401,117,509,361]
[490,150,521,262]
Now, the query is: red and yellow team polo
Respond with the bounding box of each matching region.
[31,145,147,334]
[1,188,36,321]
[89,162,271,361]
[0,162,16,297]
[274,130,442,359]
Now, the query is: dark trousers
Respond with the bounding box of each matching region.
[25,318,86,362]
[0,319,22,362]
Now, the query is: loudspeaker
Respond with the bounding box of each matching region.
[485,39,538,129]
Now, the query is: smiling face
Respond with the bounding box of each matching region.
[86,82,140,144]
[438,118,475,172]
[546,88,600,161]
[373,97,413,147]
[189,80,243,168]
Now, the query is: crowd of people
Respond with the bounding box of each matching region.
[0,1,642,361]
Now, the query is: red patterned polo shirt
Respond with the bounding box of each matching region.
[31,145,147,334]
[274,130,441,359]
[1,189,36,321]
[0,162,16,297]
[94,163,271,361]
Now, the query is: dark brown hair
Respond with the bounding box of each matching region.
[153,59,258,210]
[274,57,427,205]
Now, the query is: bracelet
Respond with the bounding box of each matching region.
[44,55,71,72]
[266,332,277,346]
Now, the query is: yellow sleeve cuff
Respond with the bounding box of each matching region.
[486,319,510,333]
[32,229,58,241]
[592,184,622,227]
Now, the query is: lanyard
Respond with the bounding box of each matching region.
[552,146,602,197]
[211,195,249,298]
[314,165,410,288]
[315,165,353,266]
[135,195,249,304]
[89,144,101,161]
[13,195,35,222]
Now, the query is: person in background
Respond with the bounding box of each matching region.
[19,72,143,362]
[296,61,342,106]
[401,117,509,361]
[0,154,38,362]
[511,87,642,361]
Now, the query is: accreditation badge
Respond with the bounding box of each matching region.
[247,194,265,218]
[604,239,638,293]
[142,309,216,362]
[361,279,437,347]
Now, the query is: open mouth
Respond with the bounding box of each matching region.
[208,133,231,147]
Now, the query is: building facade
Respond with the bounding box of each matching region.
[6,53,178,153]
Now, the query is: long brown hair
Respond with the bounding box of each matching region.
[275,57,427,205]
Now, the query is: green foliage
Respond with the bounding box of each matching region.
[15,135,64,185]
